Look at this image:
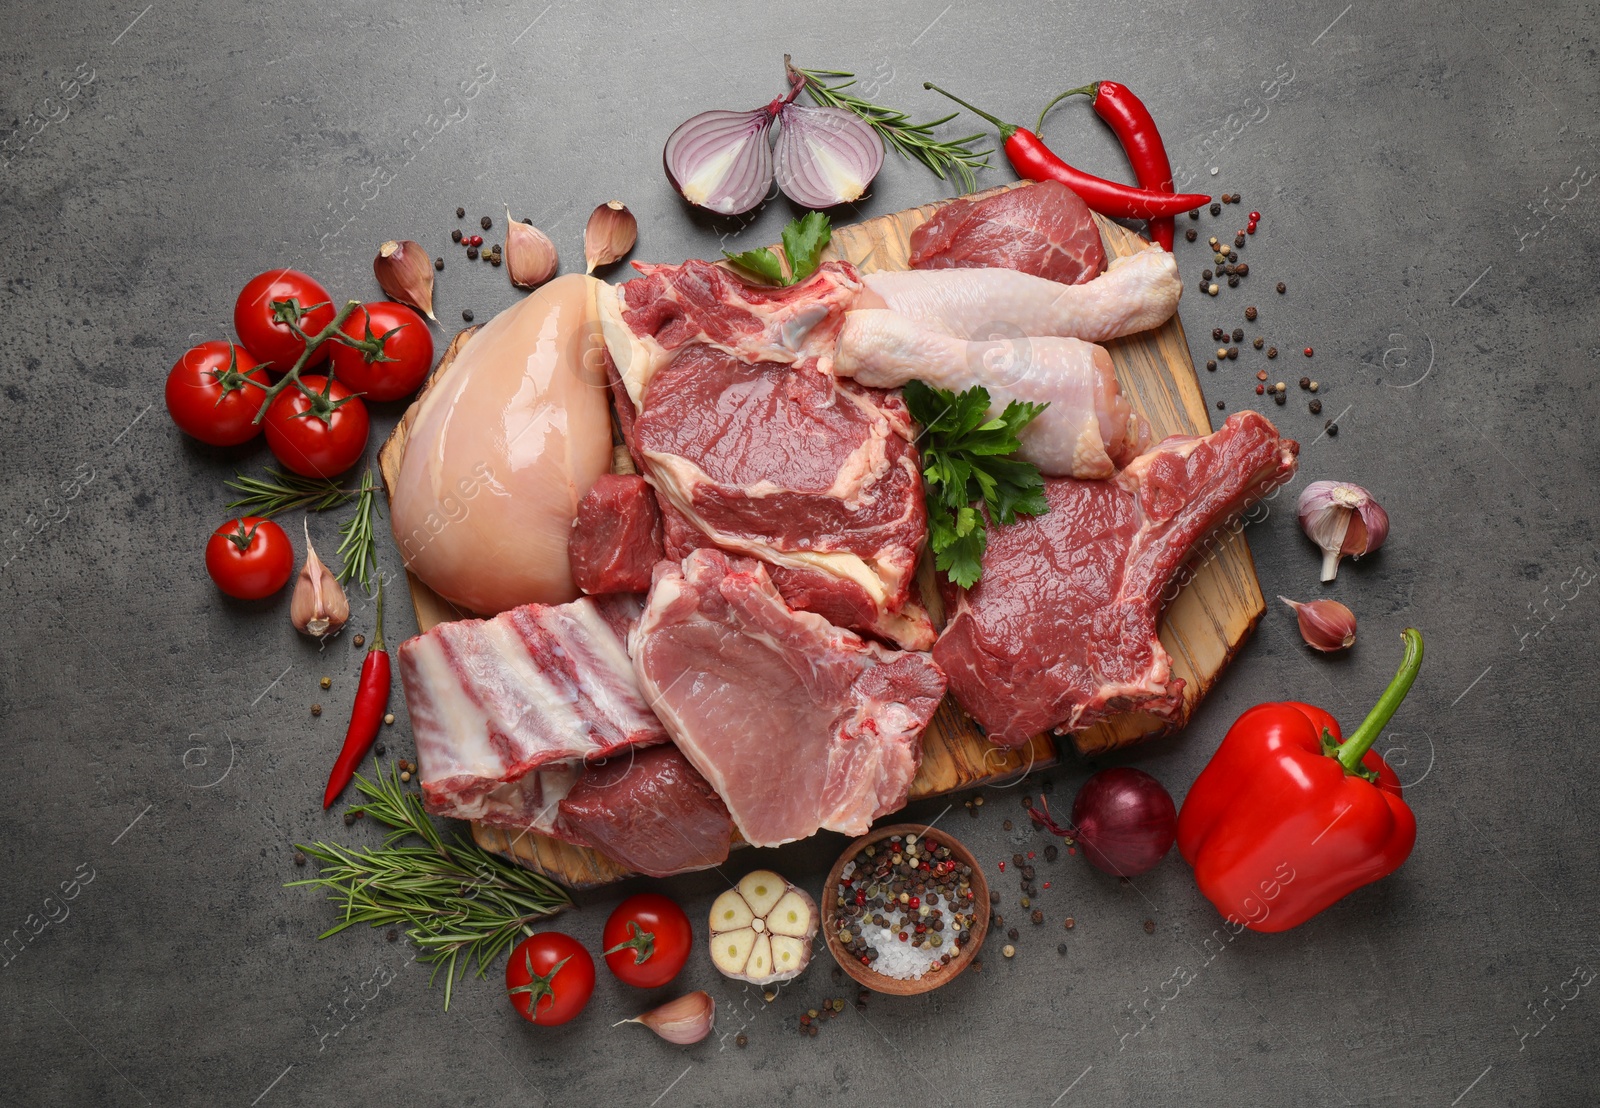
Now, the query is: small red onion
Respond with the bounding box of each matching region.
[663,108,776,215]
[1032,768,1177,877]
[773,102,884,208]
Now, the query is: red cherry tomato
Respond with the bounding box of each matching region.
[204,517,294,599]
[602,893,692,988]
[164,342,270,446]
[234,269,335,372]
[262,375,370,478]
[505,932,595,1026]
[326,302,435,401]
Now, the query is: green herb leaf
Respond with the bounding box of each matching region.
[905,380,1049,587]
[724,212,832,286]
[335,469,381,590]
[224,467,356,517]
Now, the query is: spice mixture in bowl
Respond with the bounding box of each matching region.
[822,823,990,995]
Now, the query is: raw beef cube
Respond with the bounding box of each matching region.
[569,474,663,595]
[909,180,1107,285]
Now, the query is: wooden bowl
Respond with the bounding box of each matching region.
[821,823,990,995]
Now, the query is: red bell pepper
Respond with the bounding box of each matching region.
[1178,627,1424,932]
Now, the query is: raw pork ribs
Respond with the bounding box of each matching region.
[600,260,933,649]
[632,549,947,847]
[935,412,1299,745]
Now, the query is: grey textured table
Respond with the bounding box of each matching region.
[4,1,1598,1105]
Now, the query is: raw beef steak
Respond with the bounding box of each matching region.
[909,180,1106,285]
[935,412,1299,745]
[568,474,663,595]
[556,744,734,877]
[400,594,667,823]
[632,549,947,847]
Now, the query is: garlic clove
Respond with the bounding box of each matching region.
[584,201,637,274]
[291,529,350,638]
[615,991,715,1045]
[1297,481,1388,581]
[373,240,437,320]
[504,207,558,289]
[1281,596,1357,652]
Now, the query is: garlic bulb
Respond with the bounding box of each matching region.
[1297,481,1389,582]
[584,201,637,273]
[614,991,715,1045]
[504,207,558,289]
[1281,596,1356,652]
[290,529,349,637]
[373,240,437,320]
[709,870,816,984]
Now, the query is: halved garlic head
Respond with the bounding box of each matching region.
[709,870,816,984]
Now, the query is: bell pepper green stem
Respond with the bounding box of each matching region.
[1337,628,1424,774]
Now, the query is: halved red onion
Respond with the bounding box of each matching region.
[663,108,775,216]
[773,102,884,208]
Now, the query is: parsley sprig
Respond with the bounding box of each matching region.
[904,380,1049,588]
[725,211,831,285]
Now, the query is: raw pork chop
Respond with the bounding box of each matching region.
[556,744,734,877]
[632,549,947,847]
[835,308,1148,479]
[859,247,1180,343]
[908,180,1106,285]
[568,474,663,595]
[601,261,932,649]
[935,412,1299,746]
[400,593,667,823]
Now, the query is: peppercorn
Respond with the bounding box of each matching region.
[1208,283,1219,296]
[1185,228,1198,241]
[353,634,365,647]
[1299,377,1311,389]
[490,256,502,267]
[293,850,306,866]
[989,890,1000,904]
[455,206,466,218]
[432,257,444,272]
[462,309,475,322]
[469,234,483,247]
[1277,282,1287,294]
[384,712,396,725]
[1044,844,1058,861]
[1002,819,1013,831]
[1245,306,1257,321]
[451,229,462,243]
[1267,346,1278,359]
[1326,421,1339,436]
[1227,346,1239,360]
[1232,327,1244,342]
[1063,917,1075,929]
[1209,202,1222,216]
[1002,944,1016,958]
[1274,392,1286,406]
[1203,268,1214,281]
[1057,942,1068,954]
[1256,370,1268,381]
[1255,384,1265,395]
[1208,236,1220,248]
[1007,926,1019,941]
[1253,337,1264,349]
[1031,909,1045,925]
[1310,399,1323,414]
[320,676,332,690]
[1309,381,1319,391]
[466,246,479,260]
[1206,360,1217,371]
[480,215,492,230]
[736,1033,748,1048]
[1228,250,1238,262]
[1144,919,1156,934]
[1215,252,1228,265]
[1234,233,1247,248]
[1236,262,1249,276]
[1212,327,1225,341]
[1228,275,1240,287]
[343,811,355,826]
[374,742,386,756]
[311,703,322,717]
[1216,347,1229,360]
[1224,263,1237,276]
[1188,209,1200,219]
[400,770,412,782]
[1216,400,1226,409]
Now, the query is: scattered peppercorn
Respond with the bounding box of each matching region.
[353,634,365,647]
[293,850,306,866]
[1206,360,1217,371]
[1310,399,1323,414]
[1227,275,1240,287]
[1002,944,1016,958]
[1267,346,1278,359]
[1326,421,1339,436]
[1304,347,1314,357]
[736,1033,748,1048]
[1007,926,1019,941]
[1209,202,1222,216]
[1231,327,1244,342]
[311,703,322,717]
[1203,268,1214,281]
[1299,377,1311,389]
[400,770,412,782]
[1063,917,1075,929]
[451,229,463,243]
[1236,262,1249,276]
[434,257,444,271]
[343,811,355,826]
[469,234,484,247]
[466,246,479,260]
[1255,384,1265,395]
[1274,392,1286,406]
[1057,942,1068,955]
[1227,346,1239,360]
[462,309,475,322]
[1216,400,1226,409]
[320,676,332,690]
[1244,306,1257,321]
[1253,337,1264,349]
[1257,370,1269,381]
[1309,381,1319,391]
[973,796,984,807]
[1031,909,1045,925]
[480,215,492,230]
[374,742,386,756]
[1208,283,1219,296]
[384,712,396,725]
[1144,919,1156,934]
[1002,819,1013,831]
[1212,327,1225,341]
[1234,233,1246,248]
[1277,282,1287,294]
[1188,209,1200,219]
[490,256,502,267]
[1185,228,1198,242]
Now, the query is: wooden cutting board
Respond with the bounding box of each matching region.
[377,185,1265,888]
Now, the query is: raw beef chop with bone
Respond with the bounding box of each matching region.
[935,412,1299,746]
[632,549,947,847]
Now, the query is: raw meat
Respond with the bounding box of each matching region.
[632,549,947,847]
[390,274,613,615]
[859,247,1181,343]
[908,180,1106,285]
[598,258,862,409]
[602,262,932,650]
[400,593,667,823]
[935,412,1299,746]
[556,744,734,877]
[835,308,1149,479]
[569,474,664,595]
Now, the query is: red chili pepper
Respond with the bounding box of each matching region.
[1037,82,1177,250]
[924,83,1208,221]
[1177,629,1424,933]
[323,575,392,809]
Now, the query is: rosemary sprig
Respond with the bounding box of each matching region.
[289,763,573,1010]
[335,469,380,590]
[224,467,355,517]
[789,59,992,192]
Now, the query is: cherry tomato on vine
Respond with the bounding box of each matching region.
[164,341,270,446]
[602,893,692,988]
[233,269,335,372]
[326,302,435,402]
[204,516,294,599]
[262,375,370,478]
[505,932,595,1026]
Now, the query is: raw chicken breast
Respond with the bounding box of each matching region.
[859,246,1180,343]
[835,309,1148,478]
[391,274,613,615]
